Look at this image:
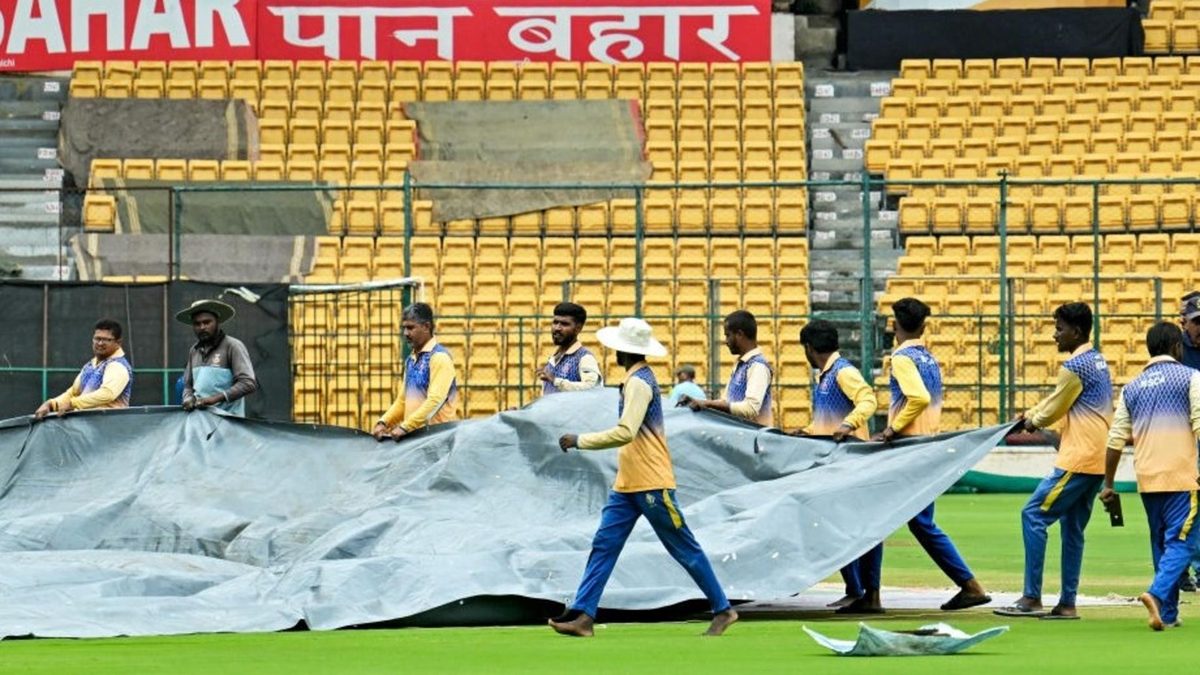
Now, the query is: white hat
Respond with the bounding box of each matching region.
[596,317,668,357]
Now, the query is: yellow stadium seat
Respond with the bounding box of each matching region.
[899,197,930,234]
[1162,193,1193,227]
[1128,195,1159,230]
[956,58,990,80]
[254,160,285,181]
[154,159,186,181]
[187,160,220,181]
[83,194,117,232]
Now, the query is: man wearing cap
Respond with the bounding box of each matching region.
[676,310,773,426]
[1102,321,1200,631]
[668,365,706,405]
[177,299,258,417]
[374,303,459,440]
[552,318,738,638]
[538,302,602,396]
[35,318,133,418]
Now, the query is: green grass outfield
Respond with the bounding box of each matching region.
[7,494,1195,674]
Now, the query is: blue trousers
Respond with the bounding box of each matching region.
[840,561,863,597]
[855,502,975,591]
[1143,491,1200,624]
[1021,469,1103,606]
[569,489,731,618]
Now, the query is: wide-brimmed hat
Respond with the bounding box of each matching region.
[596,317,667,357]
[175,299,235,325]
[1183,292,1200,321]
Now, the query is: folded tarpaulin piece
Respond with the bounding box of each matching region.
[88,178,334,236]
[0,390,1009,638]
[804,622,1010,656]
[405,100,652,222]
[59,98,256,187]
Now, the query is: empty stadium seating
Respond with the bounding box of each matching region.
[76,59,807,238]
[870,57,1200,234]
[880,231,1186,429]
[1144,0,1200,53]
[73,58,813,428]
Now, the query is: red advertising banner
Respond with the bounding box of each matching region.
[256,0,772,63]
[0,0,770,71]
[0,0,257,71]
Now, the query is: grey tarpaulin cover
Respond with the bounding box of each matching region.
[89,178,334,236]
[59,98,256,187]
[0,390,1008,638]
[405,100,652,222]
[70,233,318,283]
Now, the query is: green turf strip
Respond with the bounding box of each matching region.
[4,494,1188,674]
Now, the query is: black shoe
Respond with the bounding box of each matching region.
[1181,575,1197,593]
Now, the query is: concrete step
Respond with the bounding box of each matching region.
[809,168,866,182]
[0,174,64,189]
[807,77,895,100]
[0,77,70,102]
[0,157,60,173]
[0,118,61,133]
[807,97,882,115]
[0,143,62,161]
[0,195,59,208]
[810,134,870,153]
[0,209,61,228]
[808,157,867,174]
[0,100,62,120]
[16,264,71,280]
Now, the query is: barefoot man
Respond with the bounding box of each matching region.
[552,317,738,637]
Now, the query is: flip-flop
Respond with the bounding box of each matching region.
[941,591,992,611]
[993,605,1047,618]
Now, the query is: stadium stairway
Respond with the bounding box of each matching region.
[0,75,69,280]
[805,71,902,366]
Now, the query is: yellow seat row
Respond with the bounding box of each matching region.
[897,193,1197,235]
[875,141,1200,176]
[898,56,1193,81]
[888,73,1200,99]
[875,112,1200,143]
[879,89,1200,119]
[1143,19,1200,53]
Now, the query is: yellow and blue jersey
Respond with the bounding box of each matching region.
[888,339,942,435]
[380,339,460,432]
[1108,356,1200,493]
[541,342,602,395]
[578,362,676,493]
[51,348,133,411]
[725,347,773,426]
[805,352,876,439]
[1026,344,1113,475]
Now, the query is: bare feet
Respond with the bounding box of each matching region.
[1140,592,1164,631]
[548,610,595,637]
[703,608,738,636]
[827,594,863,609]
[836,589,884,614]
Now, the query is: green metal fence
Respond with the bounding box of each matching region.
[29,174,1189,428]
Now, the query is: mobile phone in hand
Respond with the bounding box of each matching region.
[1107,493,1124,527]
